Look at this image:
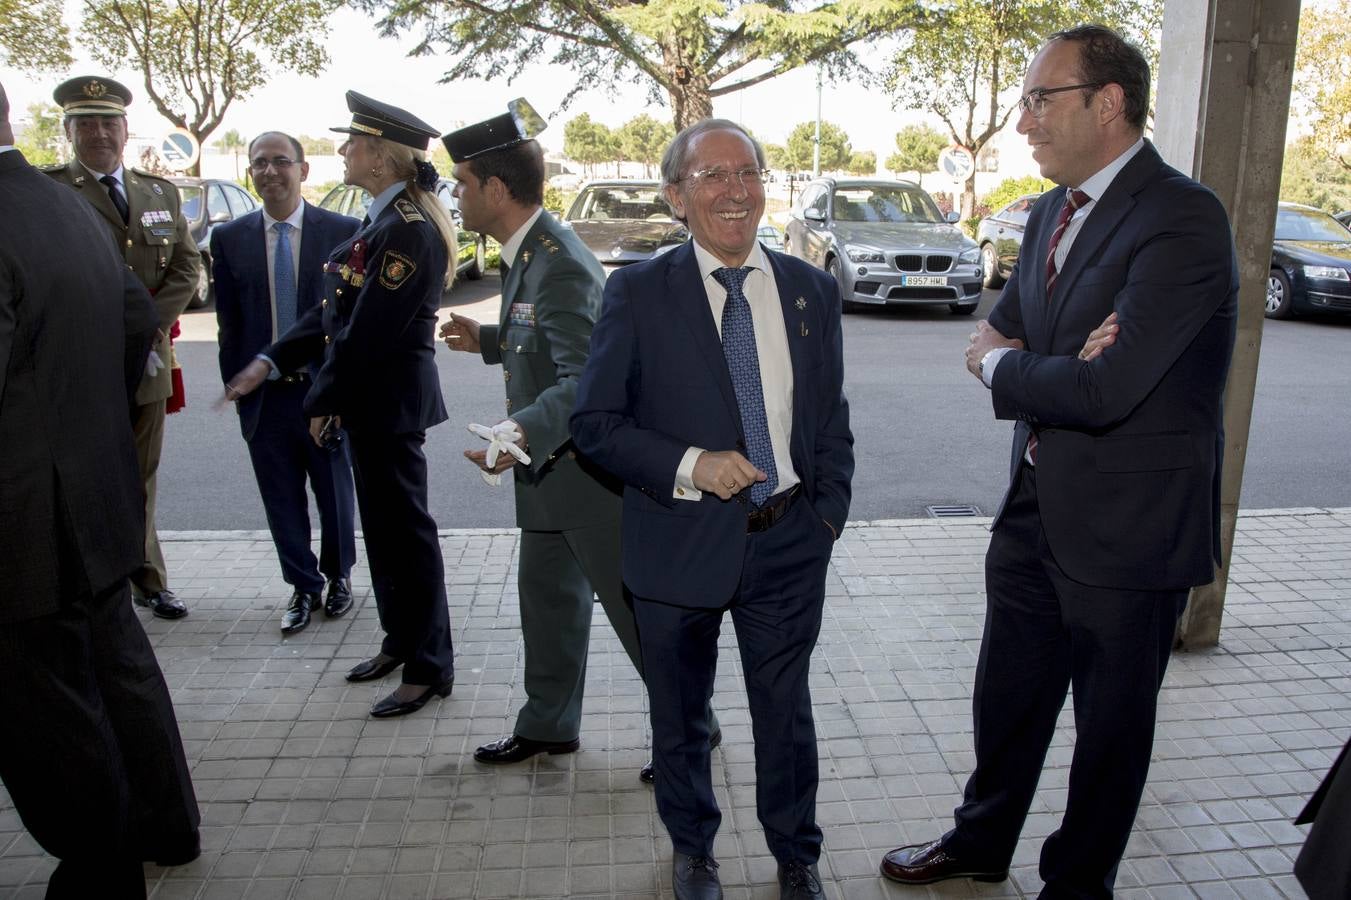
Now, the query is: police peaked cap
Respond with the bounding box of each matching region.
[53,75,132,116]
[441,98,548,162]
[331,90,440,151]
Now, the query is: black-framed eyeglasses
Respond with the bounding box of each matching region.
[680,167,769,190]
[1017,83,1102,118]
[248,156,297,173]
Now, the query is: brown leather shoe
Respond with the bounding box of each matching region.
[878,839,1007,885]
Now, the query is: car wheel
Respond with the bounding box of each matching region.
[980,243,1004,289]
[949,302,979,316]
[464,239,485,281]
[1266,268,1294,319]
[827,255,854,312]
[187,252,210,309]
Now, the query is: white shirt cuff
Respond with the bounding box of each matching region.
[981,347,1014,388]
[255,353,281,381]
[674,447,704,501]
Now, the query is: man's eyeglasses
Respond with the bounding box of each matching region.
[681,167,769,190]
[1017,83,1102,118]
[248,156,298,174]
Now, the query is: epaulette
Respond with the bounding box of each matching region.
[394,198,425,223]
[38,163,65,173]
[537,234,561,255]
[130,168,172,183]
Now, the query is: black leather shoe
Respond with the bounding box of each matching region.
[474,734,580,764]
[879,839,1008,885]
[673,852,722,900]
[641,727,722,784]
[778,861,824,899]
[324,577,353,618]
[135,589,188,620]
[280,590,321,634]
[346,655,403,682]
[369,679,453,718]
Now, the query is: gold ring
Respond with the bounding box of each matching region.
[725,480,736,489]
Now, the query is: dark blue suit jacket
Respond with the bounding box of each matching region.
[571,242,853,606]
[987,141,1238,590]
[213,203,360,440]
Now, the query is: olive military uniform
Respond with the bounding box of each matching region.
[44,160,199,597]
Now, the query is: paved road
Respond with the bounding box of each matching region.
[160,273,1351,531]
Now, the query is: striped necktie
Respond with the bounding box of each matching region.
[1044,188,1090,297]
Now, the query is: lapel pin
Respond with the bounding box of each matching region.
[73,175,85,185]
[795,297,807,310]
[521,250,531,266]
[800,322,809,337]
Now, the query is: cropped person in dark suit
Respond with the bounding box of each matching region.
[225,92,458,718]
[45,75,200,620]
[0,81,200,898]
[213,131,358,635]
[879,26,1238,897]
[572,119,853,900]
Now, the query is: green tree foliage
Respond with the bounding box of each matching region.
[361,0,932,129]
[1280,137,1351,213]
[885,0,1161,218]
[563,113,617,178]
[298,134,336,157]
[81,0,335,175]
[617,114,675,178]
[764,143,790,172]
[845,150,876,175]
[884,124,946,185]
[15,102,66,166]
[0,0,73,71]
[782,120,851,174]
[980,174,1054,213]
[1293,1,1351,172]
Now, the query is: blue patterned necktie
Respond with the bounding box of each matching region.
[713,266,778,507]
[273,221,298,336]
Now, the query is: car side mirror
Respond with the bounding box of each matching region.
[209,210,231,225]
[804,208,825,223]
[946,210,961,224]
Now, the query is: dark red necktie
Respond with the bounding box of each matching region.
[1044,188,1090,298]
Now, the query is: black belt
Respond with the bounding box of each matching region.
[279,372,310,384]
[747,485,800,533]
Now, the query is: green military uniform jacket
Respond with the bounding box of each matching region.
[45,160,199,406]
[478,211,621,532]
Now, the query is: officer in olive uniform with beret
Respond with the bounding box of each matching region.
[226,91,458,719]
[45,75,200,620]
[440,101,718,771]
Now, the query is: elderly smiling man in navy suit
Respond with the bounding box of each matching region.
[572,119,853,900]
[213,131,358,635]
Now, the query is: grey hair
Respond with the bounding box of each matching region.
[659,118,767,220]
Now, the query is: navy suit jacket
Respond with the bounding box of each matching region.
[987,141,1238,590]
[571,241,853,606]
[214,203,360,440]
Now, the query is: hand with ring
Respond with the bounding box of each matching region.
[692,449,766,501]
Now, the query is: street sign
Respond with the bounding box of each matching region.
[159,128,200,171]
[938,145,975,183]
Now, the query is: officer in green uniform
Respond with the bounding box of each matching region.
[46,76,200,619]
[440,101,717,774]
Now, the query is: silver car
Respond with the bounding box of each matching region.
[784,178,983,314]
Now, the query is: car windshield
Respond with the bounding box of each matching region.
[831,186,943,224]
[574,186,671,221]
[1275,208,1351,242]
[177,185,202,221]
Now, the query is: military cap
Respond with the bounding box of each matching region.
[441,98,548,162]
[53,75,132,116]
[330,90,439,150]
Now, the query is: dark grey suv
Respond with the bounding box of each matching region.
[784,178,983,314]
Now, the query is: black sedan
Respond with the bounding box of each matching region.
[562,181,689,269]
[976,193,1041,288]
[170,176,259,308]
[1267,202,1351,318]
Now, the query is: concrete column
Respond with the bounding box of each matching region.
[1153,0,1301,648]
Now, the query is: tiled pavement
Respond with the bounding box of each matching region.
[1,508,1348,899]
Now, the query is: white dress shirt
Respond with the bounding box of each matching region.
[262,200,306,339]
[674,240,800,501]
[500,207,544,267]
[80,161,128,206]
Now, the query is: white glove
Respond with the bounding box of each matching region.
[467,421,531,486]
[145,349,165,378]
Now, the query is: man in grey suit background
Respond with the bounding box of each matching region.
[0,81,200,897]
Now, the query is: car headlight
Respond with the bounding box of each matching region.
[845,245,885,263]
[1303,264,1350,281]
[958,246,981,263]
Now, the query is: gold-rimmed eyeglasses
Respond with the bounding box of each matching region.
[680,167,769,190]
[1017,82,1102,118]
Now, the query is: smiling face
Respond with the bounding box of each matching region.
[249,133,308,217]
[1016,38,1105,188]
[65,114,128,175]
[663,128,765,268]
